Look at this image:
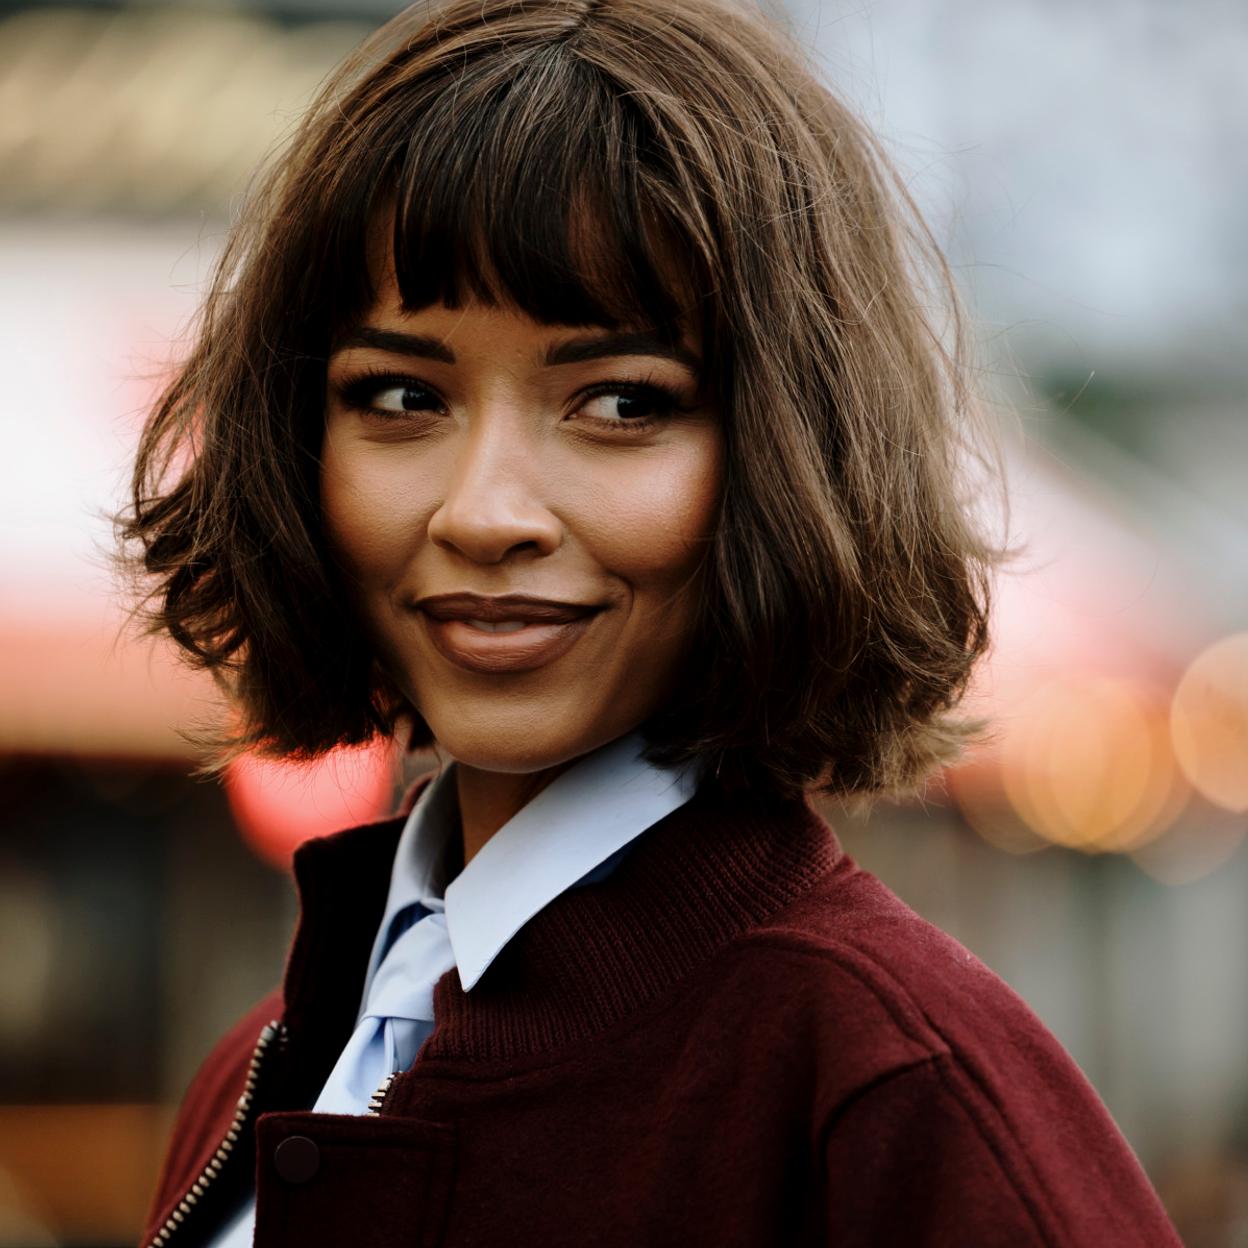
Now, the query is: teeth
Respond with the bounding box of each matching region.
[465,619,528,633]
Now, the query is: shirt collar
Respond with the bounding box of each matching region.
[362,729,699,1000]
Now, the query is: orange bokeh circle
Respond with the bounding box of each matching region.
[225,739,399,870]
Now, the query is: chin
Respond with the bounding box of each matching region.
[419,700,630,776]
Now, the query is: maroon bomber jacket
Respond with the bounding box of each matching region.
[142,778,1181,1247]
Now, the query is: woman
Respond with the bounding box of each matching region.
[122,0,1182,1244]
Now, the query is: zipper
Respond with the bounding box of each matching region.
[147,1018,285,1247]
[367,1071,398,1116]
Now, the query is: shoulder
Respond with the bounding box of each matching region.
[723,851,1059,1080]
[714,852,1179,1245]
[724,852,1087,1124]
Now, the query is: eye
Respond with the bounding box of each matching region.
[576,382,687,432]
[336,372,443,417]
[372,383,438,413]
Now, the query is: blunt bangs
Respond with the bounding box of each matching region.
[318,43,706,345]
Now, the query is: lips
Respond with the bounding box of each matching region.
[416,592,600,625]
[414,593,605,674]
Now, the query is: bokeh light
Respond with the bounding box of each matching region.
[1170,633,1248,813]
[996,676,1187,854]
[225,738,399,870]
[946,741,1053,856]
[1128,816,1247,887]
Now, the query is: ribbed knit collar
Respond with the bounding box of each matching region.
[367,730,701,1005]
[279,776,841,1093]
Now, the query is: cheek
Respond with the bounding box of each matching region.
[319,433,431,585]
[577,432,722,607]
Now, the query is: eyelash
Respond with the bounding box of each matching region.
[332,368,692,435]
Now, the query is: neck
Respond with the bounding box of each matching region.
[452,758,579,867]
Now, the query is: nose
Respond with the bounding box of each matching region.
[425,414,563,564]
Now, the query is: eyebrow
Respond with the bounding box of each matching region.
[333,327,455,363]
[332,326,701,372]
[544,331,701,372]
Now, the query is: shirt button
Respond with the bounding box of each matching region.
[274,1135,320,1184]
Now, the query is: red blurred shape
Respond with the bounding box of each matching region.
[225,739,398,870]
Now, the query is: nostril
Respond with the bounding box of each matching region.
[426,503,562,563]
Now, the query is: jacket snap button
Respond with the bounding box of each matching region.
[274,1135,320,1184]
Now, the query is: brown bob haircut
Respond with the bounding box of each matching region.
[120,0,998,803]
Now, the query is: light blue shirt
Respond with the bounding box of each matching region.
[208,729,698,1246]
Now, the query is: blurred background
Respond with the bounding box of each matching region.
[0,0,1245,1243]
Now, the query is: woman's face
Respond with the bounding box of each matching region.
[321,267,723,775]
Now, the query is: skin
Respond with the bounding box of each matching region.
[321,267,723,866]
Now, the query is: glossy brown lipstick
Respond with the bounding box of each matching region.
[414,592,604,674]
